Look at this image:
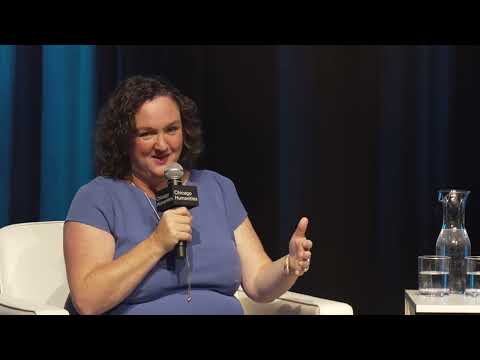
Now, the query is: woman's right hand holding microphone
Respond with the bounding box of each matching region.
[151,207,192,254]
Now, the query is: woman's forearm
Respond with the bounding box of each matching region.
[72,234,167,315]
[251,255,298,303]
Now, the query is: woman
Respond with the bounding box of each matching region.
[63,75,312,314]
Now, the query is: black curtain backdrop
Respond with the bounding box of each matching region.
[11,45,480,314]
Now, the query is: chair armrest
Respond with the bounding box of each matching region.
[0,293,69,315]
[235,287,353,315]
[278,290,353,315]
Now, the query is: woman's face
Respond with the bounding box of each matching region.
[130,95,184,186]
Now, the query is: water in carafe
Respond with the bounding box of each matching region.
[435,190,471,294]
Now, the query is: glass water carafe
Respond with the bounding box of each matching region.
[435,189,471,294]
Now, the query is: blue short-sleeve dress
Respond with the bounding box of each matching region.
[64,169,247,315]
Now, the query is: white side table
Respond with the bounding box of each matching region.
[405,290,480,314]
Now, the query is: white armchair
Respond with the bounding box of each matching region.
[0,221,353,315]
[0,221,69,315]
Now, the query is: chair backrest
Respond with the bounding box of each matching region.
[0,221,69,308]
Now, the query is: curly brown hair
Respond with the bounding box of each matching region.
[95,75,204,179]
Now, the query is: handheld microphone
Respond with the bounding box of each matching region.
[156,162,199,258]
